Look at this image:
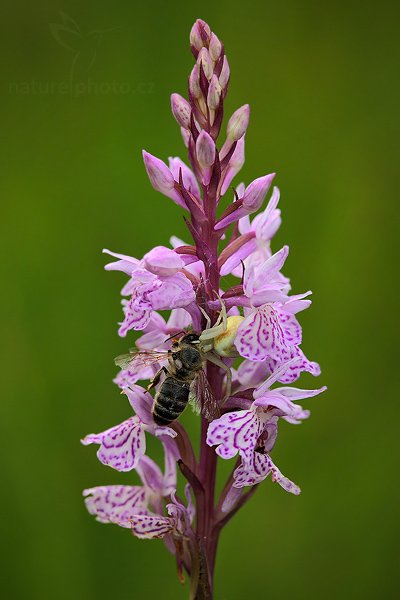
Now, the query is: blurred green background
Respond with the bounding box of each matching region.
[1,0,399,598]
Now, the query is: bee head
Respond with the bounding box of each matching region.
[180,332,200,345]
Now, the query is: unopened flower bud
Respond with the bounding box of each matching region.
[219,56,230,90]
[209,33,222,61]
[189,63,202,99]
[197,47,214,80]
[242,173,276,211]
[190,22,203,51]
[226,104,250,141]
[207,74,222,110]
[190,19,211,51]
[181,127,191,148]
[143,150,188,208]
[196,130,215,169]
[143,150,175,194]
[215,173,276,230]
[171,93,191,129]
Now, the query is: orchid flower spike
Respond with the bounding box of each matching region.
[82,17,325,599]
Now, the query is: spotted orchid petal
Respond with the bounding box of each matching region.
[277,307,302,346]
[234,453,301,494]
[83,485,149,527]
[237,346,321,389]
[243,246,290,304]
[143,246,185,276]
[273,386,327,402]
[265,346,321,383]
[136,455,164,494]
[222,187,282,279]
[235,304,302,362]
[118,272,157,335]
[130,514,175,539]
[168,156,200,199]
[237,359,271,389]
[206,409,263,463]
[118,270,195,336]
[282,292,313,314]
[143,311,168,333]
[135,308,191,351]
[81,416,146,472]
[114,364,160,389]
[219,238,258,277]
[258,418,279,453]
[252,358,303,394]
[135,312,168,350]
[135,330,168,351]
[166,487,195,534]
[124,385,154,426]
[160,438,180,496]
[166,307,192,331]
[183,484,195,524]
[147,272,195,311]
[244,245,288,292]
[103,249,139,275]
[283,410,311,425]
[252,186,281,240]
[169,236,205,278]
[230,244,273,279]
[253,392,310,420]
[130,485,193,540]
[119,296,152,335]
[134,438,179,498]
[153,426,177,439]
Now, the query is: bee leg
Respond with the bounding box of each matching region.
[147,366,168,391]
[206,351,232,403]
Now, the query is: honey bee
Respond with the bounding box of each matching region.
[115,303,244,426]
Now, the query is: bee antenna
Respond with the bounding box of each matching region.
[163,330,185,343]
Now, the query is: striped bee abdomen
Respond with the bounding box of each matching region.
[152,376,191,426]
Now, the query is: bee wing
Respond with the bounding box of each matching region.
[114,350,169,370]
[188,384,201,416]
[195,370,220,421]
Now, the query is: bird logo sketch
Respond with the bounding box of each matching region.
[49,13,118,83]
